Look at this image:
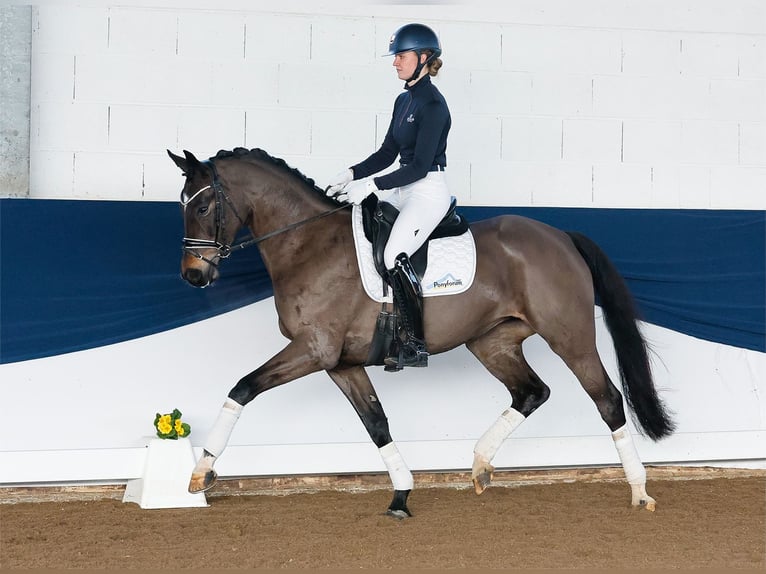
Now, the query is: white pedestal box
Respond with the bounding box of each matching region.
[123,437,208,509]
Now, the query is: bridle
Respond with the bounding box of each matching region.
[180,160,349,267]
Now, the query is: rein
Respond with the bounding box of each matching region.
[181,161,350,266]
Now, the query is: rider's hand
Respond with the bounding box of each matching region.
[325,168,354,196]
[337,179,378,205]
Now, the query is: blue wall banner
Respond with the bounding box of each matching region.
[1,199,763,364]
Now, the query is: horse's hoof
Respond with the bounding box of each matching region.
[188,469,218,493]
[636,497,656,512]
[386,490,412,519]
[472,469,493,495]
[629,484,656,511]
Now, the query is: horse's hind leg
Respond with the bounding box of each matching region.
[326,365,414,519]
[556,347,656,510]
[466,320,549,495]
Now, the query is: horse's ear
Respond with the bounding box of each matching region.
[167,149,188,173]
[183,150,202,172]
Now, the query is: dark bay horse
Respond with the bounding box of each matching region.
[168,147,674,517]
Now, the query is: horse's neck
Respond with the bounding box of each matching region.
[244,169,337,275]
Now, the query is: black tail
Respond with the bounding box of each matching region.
[566,231,675,441]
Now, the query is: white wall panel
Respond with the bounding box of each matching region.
[562,118,622,163]
[530,74,592,117]
[680,120,740,165]
[740,122,766,165]
[28,4,760,206]
[176,107,245,158]
[680,34,742,78]
[244,12,311,62]
[73,151,146,200]
[108,105,179,152]
[31,5,107,55]
[512,162,593,207]
[502,26,621,75]
[29,150,74,198]
[469,70,531,115]
[709,79,766,121]
[310,16,376,64]
[648,165,682,208]
[739,36,766,78]
[108,8,177,56]
[177,11,245,60]
[622,120,682,164]
[502,117,562,162]
[710,166,766,209]
[30,52,74,102]
[593,162,652,207]
[438,21,502,71]
[448,114,501,161]
[678,165,712,208]
[310,110,375,157]
[36,102,108,151]
[244,108,312,156]
[620,31,681,76]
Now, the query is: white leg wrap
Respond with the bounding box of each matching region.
[379,442,414,491]
[203,398,243,458]
[474,408,526,463]
[612,423,647,485]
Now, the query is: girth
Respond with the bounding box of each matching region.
[360,194,469,279]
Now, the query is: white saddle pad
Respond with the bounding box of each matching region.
[351,204,476,303]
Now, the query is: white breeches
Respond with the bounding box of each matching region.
[381,172,451,269]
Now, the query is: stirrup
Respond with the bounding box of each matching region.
[384,338,429,372]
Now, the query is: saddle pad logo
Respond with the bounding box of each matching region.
[426,273,464,292]
[351,205,476,303]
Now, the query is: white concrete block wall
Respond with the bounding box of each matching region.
[27,2,765,209]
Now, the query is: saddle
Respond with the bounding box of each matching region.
[360,194,469,279]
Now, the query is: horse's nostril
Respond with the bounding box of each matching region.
[184,268,207,287]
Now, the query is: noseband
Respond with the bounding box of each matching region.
[181,160,349,267]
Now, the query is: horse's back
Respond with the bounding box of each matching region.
[469,213,584,265]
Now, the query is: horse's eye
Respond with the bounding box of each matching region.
[197,205,210,216]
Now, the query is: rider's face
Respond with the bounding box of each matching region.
[393,51,425,81]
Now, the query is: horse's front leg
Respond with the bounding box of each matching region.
[189,338,336,494]
[326,365,414,519]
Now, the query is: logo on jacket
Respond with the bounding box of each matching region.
[406,114,415,123]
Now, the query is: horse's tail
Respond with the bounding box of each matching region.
[566,231,675,441]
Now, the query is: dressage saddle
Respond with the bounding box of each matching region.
[360,194,469,280]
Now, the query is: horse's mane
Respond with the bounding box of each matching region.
[212,147,342,206]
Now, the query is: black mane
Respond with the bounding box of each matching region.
[212,147,342,206]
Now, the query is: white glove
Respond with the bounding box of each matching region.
[325,168,354,196]
[337,179,378,205]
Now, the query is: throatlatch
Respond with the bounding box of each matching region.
[384,253,429,371]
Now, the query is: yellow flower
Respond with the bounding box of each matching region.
[157,414,173,435]
[174,418,186,436]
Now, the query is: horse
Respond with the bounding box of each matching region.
[168,146,675,518]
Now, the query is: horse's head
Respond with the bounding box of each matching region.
[168,149,247,288]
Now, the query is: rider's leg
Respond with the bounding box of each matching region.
[382,173,451,370]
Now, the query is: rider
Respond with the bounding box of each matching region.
[327,23,452,370]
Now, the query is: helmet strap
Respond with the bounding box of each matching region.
[406,50,434,83]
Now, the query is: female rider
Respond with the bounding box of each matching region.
[327,23,452,371]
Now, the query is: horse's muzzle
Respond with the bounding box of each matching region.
[181,256,219,288]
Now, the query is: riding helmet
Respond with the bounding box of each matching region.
[386,23,442,58]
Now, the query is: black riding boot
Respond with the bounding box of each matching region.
[384,253,429,371]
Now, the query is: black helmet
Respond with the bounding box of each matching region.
[386,23,441,58]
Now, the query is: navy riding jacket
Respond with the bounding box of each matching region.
[351,75,451,191]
